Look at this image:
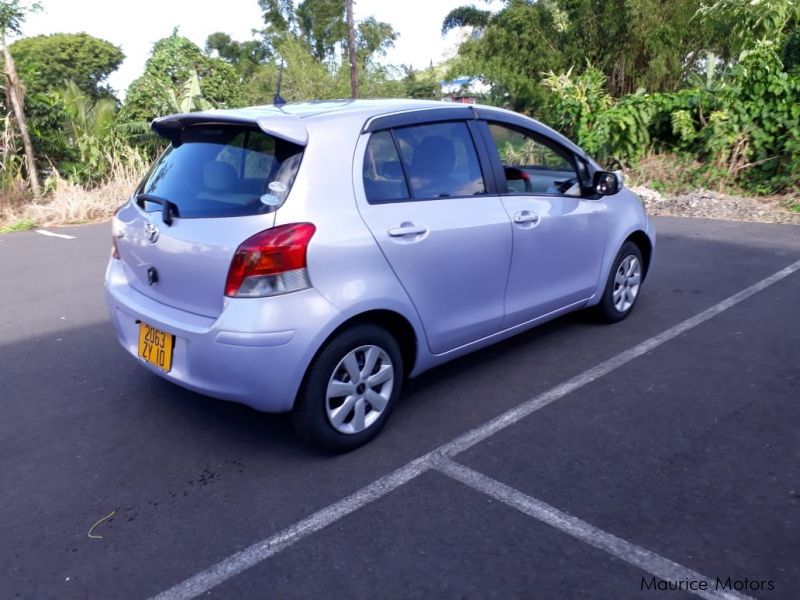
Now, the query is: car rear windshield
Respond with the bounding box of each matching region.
[137,125,304,218]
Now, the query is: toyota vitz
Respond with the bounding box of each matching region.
[106,99,655,451]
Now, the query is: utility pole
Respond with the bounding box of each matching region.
[346,0,359,99]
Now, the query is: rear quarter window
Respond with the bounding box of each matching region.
[139,125,304,218]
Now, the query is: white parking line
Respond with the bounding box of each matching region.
[434,457,752,600]
[35,229,76,239]
[151,258,800,600]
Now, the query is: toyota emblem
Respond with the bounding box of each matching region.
[145,221,159,244]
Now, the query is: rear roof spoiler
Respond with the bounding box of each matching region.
[151,111,309,146]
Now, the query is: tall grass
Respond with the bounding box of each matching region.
[0,145,149,229]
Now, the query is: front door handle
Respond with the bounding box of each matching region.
[388,223,428,237]
[513,211,540,225]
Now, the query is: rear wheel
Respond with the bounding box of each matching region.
[292,324,403,452]
[594,241,644,323]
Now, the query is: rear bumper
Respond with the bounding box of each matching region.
[105,258,340,412]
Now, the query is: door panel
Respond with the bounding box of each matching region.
[500,195,606,327]
[361,198,512,353]
[481,120,607,328]
[358,122,512,354]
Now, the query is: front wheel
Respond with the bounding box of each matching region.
[594,241,644,323]
[291,324,403,452]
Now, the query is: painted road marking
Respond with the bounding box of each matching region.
[151,258,800,600]
[35,229,76,239]
[435,457,752,600]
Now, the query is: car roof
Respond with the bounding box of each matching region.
[207,98,451,121]
[150,99,596,166]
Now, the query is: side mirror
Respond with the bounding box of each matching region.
[593,171,623,196]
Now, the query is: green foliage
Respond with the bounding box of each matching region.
[205,32,268,79]
[542,67,653,162]
[447,0,713,109]
[697,0,800,51]
[441,6,491,34]
[296,0,346,62]
[402,66,440,99]
[0,217,35,232]
[9,33,124,98]
[166,71,214,113]
[0,0,40,37]
[447,1,564,112]
[121,32,245,124]
[543,44,800,192]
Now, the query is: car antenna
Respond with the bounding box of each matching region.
[273,58,287,107]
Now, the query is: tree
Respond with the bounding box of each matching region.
[345,0,357,97]
[205,32,268,80]
[441,5,491,34]
[446,0,717,108]
[9,33,124,99]
[0,0,41,197]
[253,0,397,97]
[121,31,245,123]
[296,0,346,62]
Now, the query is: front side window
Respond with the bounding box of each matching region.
[140,125,304,218]
[487,122,580,196]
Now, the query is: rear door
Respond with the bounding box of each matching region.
[114,124,304,318]
[479,120,607,328]
[356,120,512,355]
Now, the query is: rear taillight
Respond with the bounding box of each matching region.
[111,236,120,259]
[225,223,316,298]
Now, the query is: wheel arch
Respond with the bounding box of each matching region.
[625,230,653,281]
[306,309,419,382]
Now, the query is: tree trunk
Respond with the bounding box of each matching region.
[2,38,41,198]
[346,0,359,99]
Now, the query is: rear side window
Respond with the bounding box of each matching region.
[363,130,409,202]
[394,122,485,199]
[139,125,304,218]
[362,121,486,203]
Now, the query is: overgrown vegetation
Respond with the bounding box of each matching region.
[447,0,800,195]
[1,0,799,231]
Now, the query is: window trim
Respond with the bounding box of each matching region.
[362,119,493,205]
[477,119,594,198]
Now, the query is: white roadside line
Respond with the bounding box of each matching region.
[434,457,752,600]
[34,229,76,240]
[151,258,800,600]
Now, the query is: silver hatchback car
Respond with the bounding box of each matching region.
[106,99,655,450]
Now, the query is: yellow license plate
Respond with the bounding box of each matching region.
[137,322,174,372]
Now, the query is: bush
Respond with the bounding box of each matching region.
[542,46,800,193]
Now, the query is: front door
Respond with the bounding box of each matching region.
[482,121,607,328]
[356,122,512,354]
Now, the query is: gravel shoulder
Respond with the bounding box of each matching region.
[632,186,800,225]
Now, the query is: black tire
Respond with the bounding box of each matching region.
[594,241,644,323]
[291,324,404,452]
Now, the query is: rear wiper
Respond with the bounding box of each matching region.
[136,193,179,226]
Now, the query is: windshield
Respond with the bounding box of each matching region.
[138,125,304,218]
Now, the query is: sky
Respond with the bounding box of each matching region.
[21,0,497,96]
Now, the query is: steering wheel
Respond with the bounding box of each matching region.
[554,177,579,194]
[504,166,532,193]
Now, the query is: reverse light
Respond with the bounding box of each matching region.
[225,223,316,298]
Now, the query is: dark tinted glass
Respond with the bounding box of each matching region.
[363,130,410,202]
[393,122,485,198]
[139,125,303,218]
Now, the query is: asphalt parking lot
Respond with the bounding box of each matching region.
[1,216,798,599]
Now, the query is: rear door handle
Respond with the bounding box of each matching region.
[513,211,540,225]
[388,223,428,237]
